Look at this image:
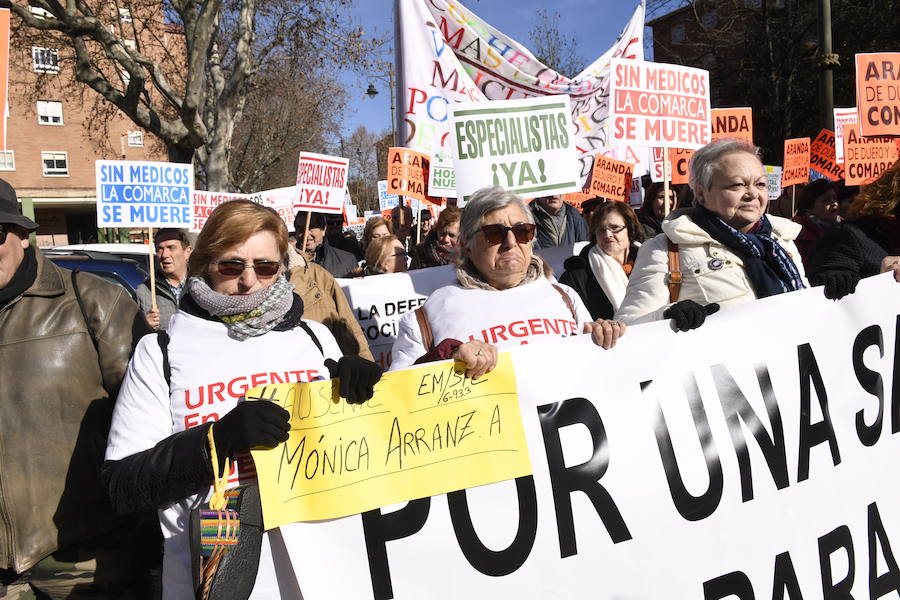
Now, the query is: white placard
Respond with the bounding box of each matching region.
[96,160,193,227]
[294,152,350,214]
[833,107,859,164]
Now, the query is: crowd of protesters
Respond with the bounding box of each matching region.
[1,137,899,598]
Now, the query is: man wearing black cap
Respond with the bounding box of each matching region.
[136,228,192,330]
[294,210,357,278]
[412,208,433,247]
[0,180,158,597]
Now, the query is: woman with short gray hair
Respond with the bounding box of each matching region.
[615,138,807,331]
[391,186,626,376]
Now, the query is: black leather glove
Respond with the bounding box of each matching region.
[663,300,720,332]
[212,401,291,460]
[325,356,384,404]
[811,270,859,300]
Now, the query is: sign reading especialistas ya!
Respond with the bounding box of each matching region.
[449,95,581,201]
[609,59,711,150]
[294,152,349,214]
[96,160,193,227]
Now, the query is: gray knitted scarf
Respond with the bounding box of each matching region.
[188,275,295,340]
[456,255,548,291]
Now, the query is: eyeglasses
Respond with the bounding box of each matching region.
[213,259,281,278]
[596,224,627,235]
[479,223,536,245]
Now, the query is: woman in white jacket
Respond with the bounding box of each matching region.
[615,138,808,331]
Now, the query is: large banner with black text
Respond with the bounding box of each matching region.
[280,273,900,598]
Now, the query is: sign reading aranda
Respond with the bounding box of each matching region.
[96,160,193,227]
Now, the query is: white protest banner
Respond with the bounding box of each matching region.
[765,165,783,201]
[294,152,349,214]
[258,186,298,233]
[190,186,297,233]
[428,151,456,198]
[609,59,711,150]
[96,160,193,227]
[628,177,643,209]
[377,180,399,211]
[833,107,858,164]
[274,274,900,599]
[450,96,581,201]
[396,0,643,157]
[190,190,247,232]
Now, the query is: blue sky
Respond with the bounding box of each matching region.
[340,0,648,139]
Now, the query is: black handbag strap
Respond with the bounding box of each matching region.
[157,331,171,389]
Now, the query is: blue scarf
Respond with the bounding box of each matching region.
[692,206,805,298]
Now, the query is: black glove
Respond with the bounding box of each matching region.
[325,356,384,404]
[212,401,291,460]
[811,270,859,300]
[663,300,720,332]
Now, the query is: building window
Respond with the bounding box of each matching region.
[701,53,717,70]
[0,151,15,171]
[744,0,763,7]
[123,39,136,50]
[32,47,60,74]
[701,11,718,30]
[118,7,132,23]
[671,23,686,44]
[127,131,144,147]
[37,100,64,125]
[41,151,68,177]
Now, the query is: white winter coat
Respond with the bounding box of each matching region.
[615,209,808,325]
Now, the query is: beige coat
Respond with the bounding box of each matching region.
[615,209,808,325]
[288,245,372,360]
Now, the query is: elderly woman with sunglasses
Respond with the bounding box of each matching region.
[390,186,626,377]
[103,200,382,599]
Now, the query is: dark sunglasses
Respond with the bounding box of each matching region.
[479,222,536,245]
[213,259,281,278]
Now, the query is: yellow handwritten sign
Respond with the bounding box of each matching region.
[249,353,530,528]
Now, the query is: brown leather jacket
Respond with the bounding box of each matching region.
[288,246,372,360]
[0,249,149,572]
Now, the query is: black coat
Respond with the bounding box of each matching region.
[808,219,898,281]
[558,244,616,320]
[313,240,358,279]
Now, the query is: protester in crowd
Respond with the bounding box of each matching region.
[412,208,433,246]
[808,160,900,299]
[411,206,461,268]
[616,139,807,331]
[391,204,414,248]
[529,194,589,248]
[0,179,159,598]
[391,186,626,375]
[837,183,859,219]
[137,228,192,330]
[638,182,679,240]
[287,232,373,360]
[352,235,408,276]
[560,202,644,320]
[792,179,840,268]
[580,197,606,223]
[362,216,393,252]
[294,210,357,278]
[103,200,382,599]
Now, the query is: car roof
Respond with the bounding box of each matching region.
[46,243,152,255]
[46,254,147,292]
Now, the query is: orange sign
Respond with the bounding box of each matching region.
[841,123,899,185]
[387,147,430,202]
[781,137,811,187]
[855,53,900,137]
[710,107,753,143]
[561,190,595,209]
[0,10,9,150]
[667,148,694,185]
[809,129,844,181]
[587,156,633,202]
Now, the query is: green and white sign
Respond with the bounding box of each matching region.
[449,96,581,201]
[428,150,457,198]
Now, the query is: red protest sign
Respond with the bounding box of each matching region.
[809,130,844,181]
[587,155,633,202]
[841,123,899,185]
[781,138,810,187]
[667,148,694,185]
[609,59,711,150]
[710,107,753,143]
[294,152,349,214]
[387,147,431,202]
[855,53,900,137]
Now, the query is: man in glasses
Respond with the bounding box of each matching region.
[294,210,357,278]
[136,228,192,330]
[529,194,589,249]
[0,180,158,597]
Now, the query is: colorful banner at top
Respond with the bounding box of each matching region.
[395,0,645,163]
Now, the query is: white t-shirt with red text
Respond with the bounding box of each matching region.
[106,309,341,600]
[389,277,592,371]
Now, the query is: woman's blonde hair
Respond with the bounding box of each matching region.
[847,160,900,221]
[362,217,394,249]
[365,235,400,275]
[188,200,288,279]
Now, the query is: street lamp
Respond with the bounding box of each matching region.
[364,63,396,146]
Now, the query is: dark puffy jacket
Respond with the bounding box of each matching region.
[808,219,897,281]
[312,240,358,279]
[530,201,589,249]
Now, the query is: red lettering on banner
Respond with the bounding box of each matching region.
[182,370,323,412]
[468,319,577,345]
